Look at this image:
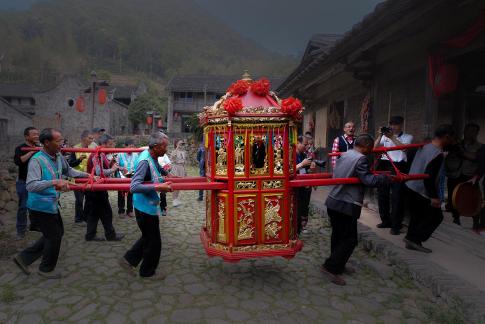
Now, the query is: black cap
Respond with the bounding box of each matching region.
[91,127,106,133]
[389,116,404,125]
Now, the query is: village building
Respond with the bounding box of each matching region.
[278,0,485,157]
[0,76,144,149]
[166,74,283,138]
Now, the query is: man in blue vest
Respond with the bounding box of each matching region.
[119,132,173,279]
[13,128,90,279]
[117,138,138,218]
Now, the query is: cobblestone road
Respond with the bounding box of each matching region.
[0,189,448,323]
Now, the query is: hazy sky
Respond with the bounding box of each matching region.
[193,0,384,55]
[0,0,384,56]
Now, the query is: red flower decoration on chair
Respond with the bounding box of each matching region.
[223,97,243,115]
[227,80,250,96]
[281,97,303,117]
[250,78,270,96]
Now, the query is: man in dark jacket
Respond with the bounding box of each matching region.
[13,127,39,239]
[196,143,206,201]
[322,134,390,286]
[405,125,455,253]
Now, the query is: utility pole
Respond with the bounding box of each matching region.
[90,70,97,129]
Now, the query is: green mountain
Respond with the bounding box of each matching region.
[0,0,296,86]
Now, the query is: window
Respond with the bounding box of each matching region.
[178,92,193,102]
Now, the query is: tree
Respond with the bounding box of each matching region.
[128,93,167,126]
[186,112,203,141]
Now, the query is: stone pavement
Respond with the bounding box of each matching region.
[0,189,466,323]
[310,187,485,323]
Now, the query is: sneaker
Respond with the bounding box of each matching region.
[118,257,136,277]
[343,266,356,275]
[86,236,105,242]
[161,210,167,216]
[403,238,432,253]
[197,197,203,202]
[37,270,62,279]
[172,199,181,207]
[107,234,124,242]
[140,271,167,281]
[301,228,309,234]
[13,255,31,275]
[377,223,391,229]
[320,265,346,286]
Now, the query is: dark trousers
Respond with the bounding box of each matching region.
[84,191,116,240]
[124,209,161,277]
[324,208,358,275]
[74,191,85,222]
[117,191,133,214]
[405,190,444,244]
[377,161,407,230]
[159,192,167,211]
[447,175,480,228]
[296,187,312,234]
[19,210,64,272]
[16,180,28,235]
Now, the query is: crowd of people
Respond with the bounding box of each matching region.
[9,119,484,284]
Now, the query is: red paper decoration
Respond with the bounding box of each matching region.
[281,97,303,117]
[98,89,107,105]
[434,64,459,97]
[223,97,243,115]
[157,119,163,128]
[75,96,86,112]
[146,115,153,125]
[250,78,270,96]
[227,80,250,96]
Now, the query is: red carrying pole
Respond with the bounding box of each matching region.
[68,181,228,191]
[21,147,145,153]
[289,174,428,187]
[328,143,425,157]
[74,177,208,184]
[294,173,332,180]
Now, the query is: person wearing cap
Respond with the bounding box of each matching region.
[88,127,106,148]
[331,122,356,170]
[374,116,413,235]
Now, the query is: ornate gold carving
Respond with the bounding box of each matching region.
[206,194,212,234]
[237,199,255,241]
[262,180,283,189]
[236,181,257,190]
[217,199,226,243]
[273,134,284,175]
[215,135,227,176]
[234,135,245,176]
[232,243,291,252]
[264,196,282,240]
[209,242,230,251]
[289,194,295,239]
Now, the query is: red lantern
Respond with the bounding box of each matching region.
[75,96,86,112]
[98,89,107,105]
[434,64,458,97]
[146,115,153,125]
[157,119,163,128]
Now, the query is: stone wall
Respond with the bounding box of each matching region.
[0,99,33,160]
[0,161,18,220]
